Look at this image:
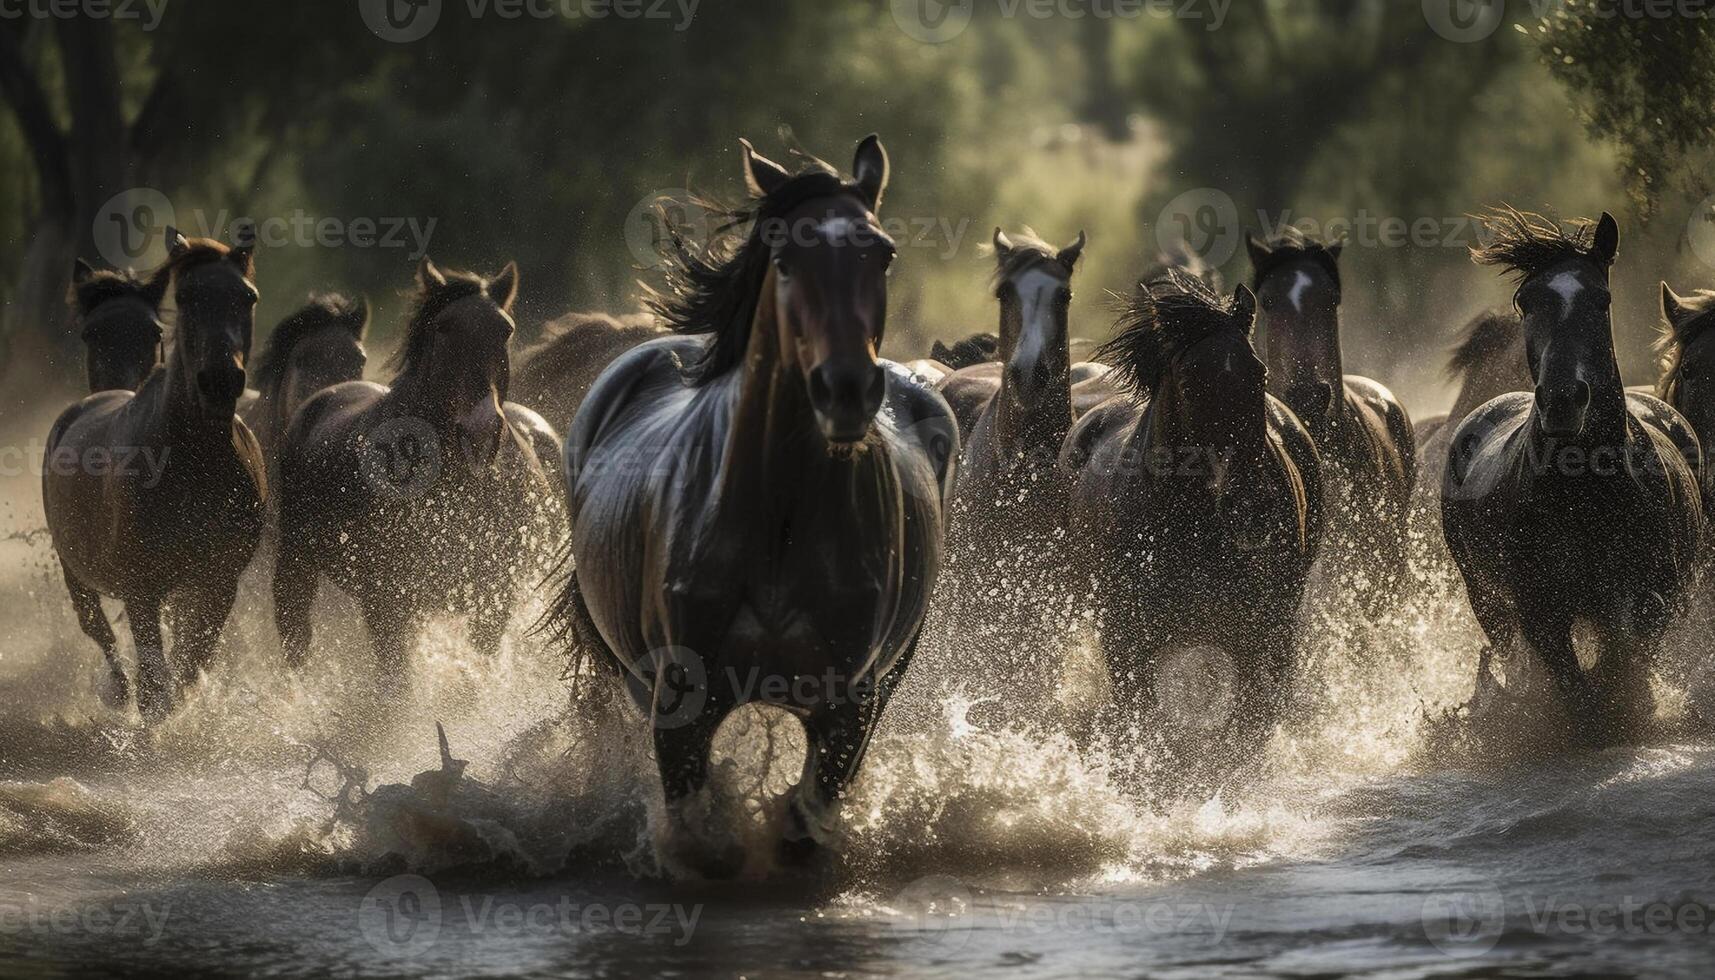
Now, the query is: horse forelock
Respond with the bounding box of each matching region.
[1251,230,1342,298]
[1099,269,1245,398]
[1471,206,1608,283]
[649,166,874,387]
[388,270,490,379]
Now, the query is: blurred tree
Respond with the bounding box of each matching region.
[1533,2,1715,216]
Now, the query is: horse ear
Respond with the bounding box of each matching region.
[167,226,191,259]
[852,133,889,210]
[1662,281,1688,327]
[229,222,256,271]
[487,261,519,311]
[417,256,448,291]
[1245,232,1271,270]
[1593,211,1620,266]
[72,257,96,284]
[348,296,372,334]
[993,227,1013,259]
[1058,230,1087,271]
[740,138,790,199]
[1232,283,1258,328]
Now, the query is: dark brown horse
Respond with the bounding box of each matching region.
[244,294,369,456]
[1411,310,1529,520]
[1247,230,1415,611]
[1656,281,1715,503]
[548,136,956,874]
[934,228,1086,680]
[44,229,267,719]
[69,258,165,392]
[1443,209,1704,743]
[510,309,666,435]
[273,258,562,674]
[1062,270,1322,770]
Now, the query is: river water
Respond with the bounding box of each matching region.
[4,468,1715,978]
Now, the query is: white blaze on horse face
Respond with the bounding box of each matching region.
[1010,267,1064,379]
[1547,272,1584,323]
[815,217,858,244]
[1287,269,1314,313]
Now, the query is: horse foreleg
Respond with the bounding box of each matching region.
[784,647,913,866]
[170,572,241,690]
[61,561,129,709]
[1520,616,1604,744]
[360,598,416,695]
[653,683,742,878]
[124,598,173,721]
[273,531,318,669]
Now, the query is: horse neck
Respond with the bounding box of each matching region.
[1136,379,1266,488]
[159,340,236,444]
[719,269,834,509]
[1265,308,1345,388]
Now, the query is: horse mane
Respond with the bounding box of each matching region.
[1098,268,1246,398]
[255,293,367,396]
[1144,245,1225,295]
[1470,206,1606,281]
[1249,226,1341,293]
[1445,309,1523,382]
[513,311,662,388]
[1656,287,1715,399]
[157,236,254,282]
[931,333,999,369]
[386,266,491,379]
[646,155,868,386]
[67,267,156,315]
[989,228,1067,290]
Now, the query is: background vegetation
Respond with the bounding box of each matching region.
[3,0,1713,420]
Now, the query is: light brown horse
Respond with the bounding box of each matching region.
[44,229,267,719]
[273,258,561,675]
[69,258,166,392]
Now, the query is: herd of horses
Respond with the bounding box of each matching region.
[36,135,1715,872]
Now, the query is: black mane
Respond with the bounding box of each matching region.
[388,268,489,379]
[647,157,870,386]
[1446,309,1523,382]
[1250,226,1342,294]
[256,293,367,396]
[1470,206,1607,281]
[931,333,999,369]
[1098,268,1249,398]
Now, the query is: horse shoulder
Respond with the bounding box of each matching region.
[1059,395,1137,478]
[1268,395,1324,555]
[1442,392,1532,494]
[881,360,959,501]
[566,335,699,485]
[1625,390,1702,478]
[1343,374,1417,487]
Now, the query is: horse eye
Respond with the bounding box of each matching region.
[772,256,791,280]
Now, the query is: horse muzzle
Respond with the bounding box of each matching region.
[809,362,887,445]
[196,363,247,405]
[1535,380,1590,439]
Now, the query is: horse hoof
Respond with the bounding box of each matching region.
[136,684,174,724]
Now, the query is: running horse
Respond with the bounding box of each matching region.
[1063,270,1323,770]
[44,229,267,718]
[1443,208,1704,744]
[549,135,956,874]
[273,258,562,673]
[933,228,1086,686]
[1247,229,1415,611]
[1655,281,1715,504]
[70,258,166,392]
[1410,309,1529,522]
[245,294,369,456]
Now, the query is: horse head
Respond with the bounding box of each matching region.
[1247,229,1344,431]
[991,227,1084,413]
[70,257,167,392]
[163,226,258,416]
[1658,280,1715,442]
[1473,208,1620,441]
[742,135,894,445]
[393,256,518,463]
